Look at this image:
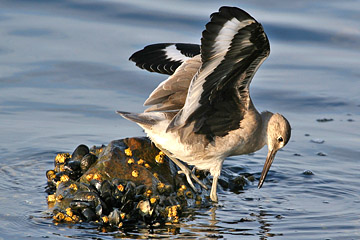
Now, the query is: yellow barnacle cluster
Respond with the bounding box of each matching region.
[69,183,78,191]
[93,173,102,181]
[66,208,73,217]
[153,173,159,180]
[56,194,64,202]
[144,163,151,169]
[132,170,139,178]
[155,151,165,164]
[167,205,180,223]
[60,174,69,183]
[86,173,94,182]
[53,209,79,223]
[127,158,135,164]
[137,159,145,165]
[53,212,65,222]
[185,191,193,199]
[117,184,124,192]
[55,153,71,164]
[47,194,56,203]
[102,216,109,223]
[157,182,165,189]
[46,170,56,181]
[177,185,186,197]
[145,189,152,198]
[86,173,102,181]
[124,148,132,157]
[195,195,202,205]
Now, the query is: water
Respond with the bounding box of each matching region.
[1,0,359,239]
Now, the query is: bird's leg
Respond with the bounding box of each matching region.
[160,149,208,191]
[210,175,219,202]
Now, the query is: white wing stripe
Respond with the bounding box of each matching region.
[213,18,254,53]
[164,45,190,62]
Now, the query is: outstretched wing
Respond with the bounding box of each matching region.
[129,43,200,75]
[144,55,201,112]
[167,6,270,142]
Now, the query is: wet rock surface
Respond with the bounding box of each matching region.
[46,137,239,230]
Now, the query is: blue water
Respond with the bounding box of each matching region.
[0,0,359,239]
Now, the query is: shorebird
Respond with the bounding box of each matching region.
[118,6,291,202]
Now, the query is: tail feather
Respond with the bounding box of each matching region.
[116,111,160,126]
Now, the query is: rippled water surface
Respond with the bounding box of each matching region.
[1,0,359,239]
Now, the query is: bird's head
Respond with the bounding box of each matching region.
[258,113,291,188]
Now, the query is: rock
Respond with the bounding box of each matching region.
[45,137,210,228]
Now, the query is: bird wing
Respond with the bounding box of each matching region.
[167,6,270,142]
[144,55,201,112]
[129,43,200,75]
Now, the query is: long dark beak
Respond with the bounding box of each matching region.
[258,149,277,188]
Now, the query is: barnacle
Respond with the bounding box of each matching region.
[69,183,78,191]
[117,184,124,192]
[102,216,109,223]
[66,208,73,217]
[155,151,165,164]
[124,148,132,157]
[46,170,56,181]
[47,194,56,203]
[132,170,139,178]
[56,194,64,202]
[145,189,152,198]
[86,173,94,182]
[60,174,69,183]
[53,212,65,221]
[185,191,193,199]
[55,153,71,164]
[93,173,102,181]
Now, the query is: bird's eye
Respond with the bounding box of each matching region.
[277,136,283,142]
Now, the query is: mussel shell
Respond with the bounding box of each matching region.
[108,208,121,226]
[64,160,81,172]
[125,181,136,192]
[70,201,93,210]
[81,208,97,221]
[71,144,89,161]
[135,185,146,195]
[165,196,179,206]
[111,178,127,186]
[80,154,97,173]
[112,188,124,201]
[122,188,135,204]
[73,191,101,207]
[100,180,113,199]
[90,179,102,192]
[137,200,151,216]
[120,199,134,213]
[54,171,71,182]
[95,204,103,217]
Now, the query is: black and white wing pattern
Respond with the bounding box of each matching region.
[144,55,201,112]
[167,6,270,141]
[129,43,200,75]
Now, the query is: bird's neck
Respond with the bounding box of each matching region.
[260,111,274,146]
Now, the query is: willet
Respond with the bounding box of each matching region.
[118,6,291,202]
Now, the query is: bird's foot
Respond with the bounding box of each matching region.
[178,168,208,191]
[158,148,208,191]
